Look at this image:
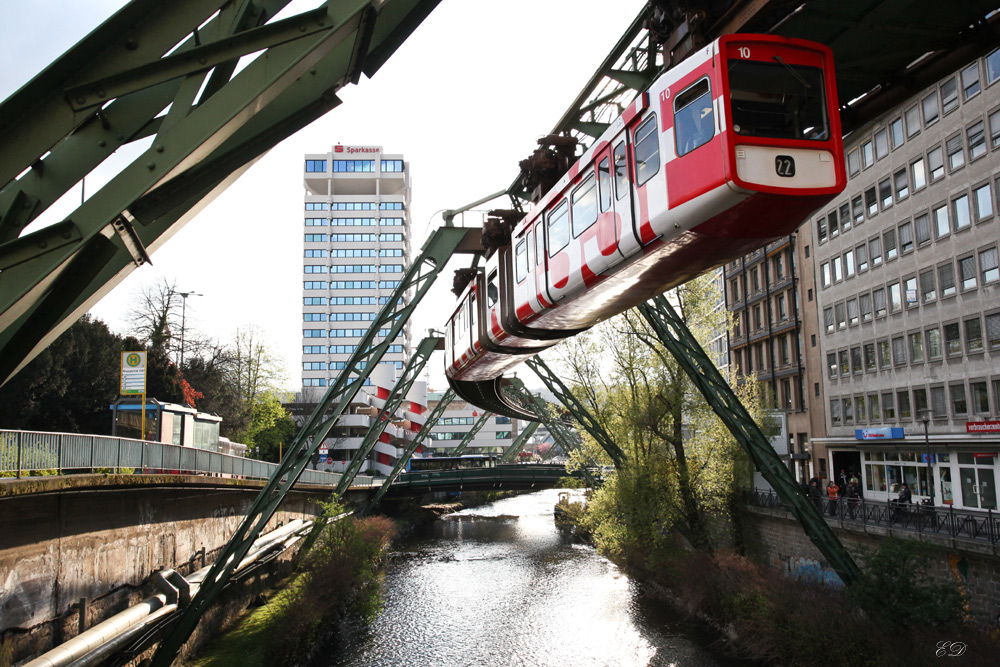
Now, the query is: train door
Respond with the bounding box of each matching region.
[610,132,643,259]
[544,198,574,302]
[531,221,555,307]
[592,147,627,271]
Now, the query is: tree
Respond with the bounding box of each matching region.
[559,274,767,565]
[0,315,124,434]
[246,395,298,462]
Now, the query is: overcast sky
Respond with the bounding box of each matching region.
[1,0,644,391]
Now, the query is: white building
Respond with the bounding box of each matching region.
[426,390,520,455]
[301,145,412,392]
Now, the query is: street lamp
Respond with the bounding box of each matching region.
[177,291,202,369]
[920,409,934,503]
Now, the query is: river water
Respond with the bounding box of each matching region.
[329,489,740,667]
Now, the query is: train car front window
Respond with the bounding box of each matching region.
[728,59,828,141]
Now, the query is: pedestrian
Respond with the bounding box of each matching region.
[809,479,822,513]
[838,469,849,495]
[891,481,912,521]
[827,480,839,516]
[846,479,860,519]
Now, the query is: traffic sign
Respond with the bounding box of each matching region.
[121,351,147,395]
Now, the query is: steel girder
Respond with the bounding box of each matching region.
[450,410,494,456]
[0,0,442,386]
[524,355,626,468]
[500,421,540,463]
[364,389,457,514]
[636,293,861,586]
[149,224,475,665]
[333,335,443,496]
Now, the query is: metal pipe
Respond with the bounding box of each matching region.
[62,604,178,667]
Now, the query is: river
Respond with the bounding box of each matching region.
[329,489,742,667]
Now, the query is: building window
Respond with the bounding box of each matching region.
[920,269,936,302]
[909,332,924,363]
[835,302,846,329]
[899,389,913,420]
[879,177,893,209]
[931,386,947,418]
[890,117,904,148]
[941,77,959,114]
[926,328,942,359]
[953,194,972,231]
[852,194,864,224]
[962,62,981,99]
[305,159,327,172]
[892,336,906,365]
[894,168,909,200]
[823,307,834,333]
[974,183,994,220]
[380,159,404,172]
[865,186,878,216]
[332,160,375,172]
[922,92,939,125]
[847,149,860,176]
[944,322,962,355]
[843,397,854,423]
[966,317,984,352]
[882,392,896,420]
[873,287,887,317]
[884,229,897,261]
[831,399,841,424]
[968,120,987,160]
[905,105,921,137]
[847,298,858,326]
[869,236,882,266]
[972,382,990,415]
[303,329,327,338]
[861,140,874,168]
[844,249,855,277]
[856,243,868,272]
[305,202,328,210]
[915,213,931,246]
[928,145,944,181]
[864,342,876,371]
[946,134,965,170]
[898,221,913,253]
[911,158,927,191]
[878,339,891,368]
[959,255,977,290]
[981,247,1000,284]
[939,262,956,298]
[860,292,872,322]
[990,109,1000,149]
[851,346,863,374]
[874,128,889,160]
[889,282,902,312]
[839,350,850,376]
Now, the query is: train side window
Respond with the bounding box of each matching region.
[534,225,545,265]
[598,157,611,212]
[613,142,628,199]
[571,173,598,237]
[469,292,477,339]
[633,114,661,185]
[487,270,499,307]
[674,78,714,157]
[548,200,569,256]
[514,239,528,283]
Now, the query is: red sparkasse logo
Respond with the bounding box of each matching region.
[334,144,344,153]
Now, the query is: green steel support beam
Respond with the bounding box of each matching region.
[150,224,474,666]
[0,0,443,386]
[524,355,626,468]
[500,421,540,463]
[364,389,457,514]
[450,410,494,456]
[636,293,861,586]
[334,335,443,496]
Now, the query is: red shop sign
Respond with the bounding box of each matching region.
[965,420,1000,433]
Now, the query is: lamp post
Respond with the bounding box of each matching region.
[920,409,934,503]
[177,291,202,369]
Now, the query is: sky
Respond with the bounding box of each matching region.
[0,0,645,392]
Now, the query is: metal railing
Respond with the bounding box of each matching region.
[0,429,379,488]
[747,488,1000,546]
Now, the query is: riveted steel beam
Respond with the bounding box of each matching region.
[524,355,626,468]
[637,293,861,586]
[364,389,457,514]
[450,410,494,456]
[333,335,443,496]
[501,421,540,463]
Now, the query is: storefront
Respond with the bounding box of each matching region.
[820,426,999,511]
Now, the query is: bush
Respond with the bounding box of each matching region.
[848,537,965,629]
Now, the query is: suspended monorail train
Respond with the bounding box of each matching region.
[446,34,846,419]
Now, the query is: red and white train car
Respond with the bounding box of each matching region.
[446,33,846,417]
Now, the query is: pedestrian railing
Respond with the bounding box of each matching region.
[746,488,1000,546]
[0,429,379,488]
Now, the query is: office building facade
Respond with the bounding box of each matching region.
[301,145,412,393]
[812,50,1000,510]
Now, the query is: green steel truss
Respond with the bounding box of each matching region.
[334,335,443,496]
[524,355,626,467]
[450,410,494,456]
[0,0,442,385]
[364,389,456,514]
[500,421,540,463]
[150,225,476,665]
[636,293,861,585]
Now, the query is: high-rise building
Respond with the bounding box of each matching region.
[301,145,412,395]
[812,49,1000,511]
[426,391,520,455]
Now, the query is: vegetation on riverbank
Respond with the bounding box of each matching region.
[185,502,395,667]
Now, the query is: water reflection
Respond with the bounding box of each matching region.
[330,489,732,667]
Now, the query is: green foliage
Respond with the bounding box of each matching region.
[555,476,586,489]
[237,393,296,458]
[259,504,396,666]
[849,537,965,629]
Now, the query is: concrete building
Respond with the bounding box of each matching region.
[301,145,412,393]
[812,49,1000,510]
[426,390,521,455]
[724,235,824,484]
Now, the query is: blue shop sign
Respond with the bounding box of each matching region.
[855,427,905,441]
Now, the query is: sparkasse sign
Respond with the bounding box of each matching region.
[333,144,381,154]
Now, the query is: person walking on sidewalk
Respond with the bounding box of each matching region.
[826,480,840,516]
